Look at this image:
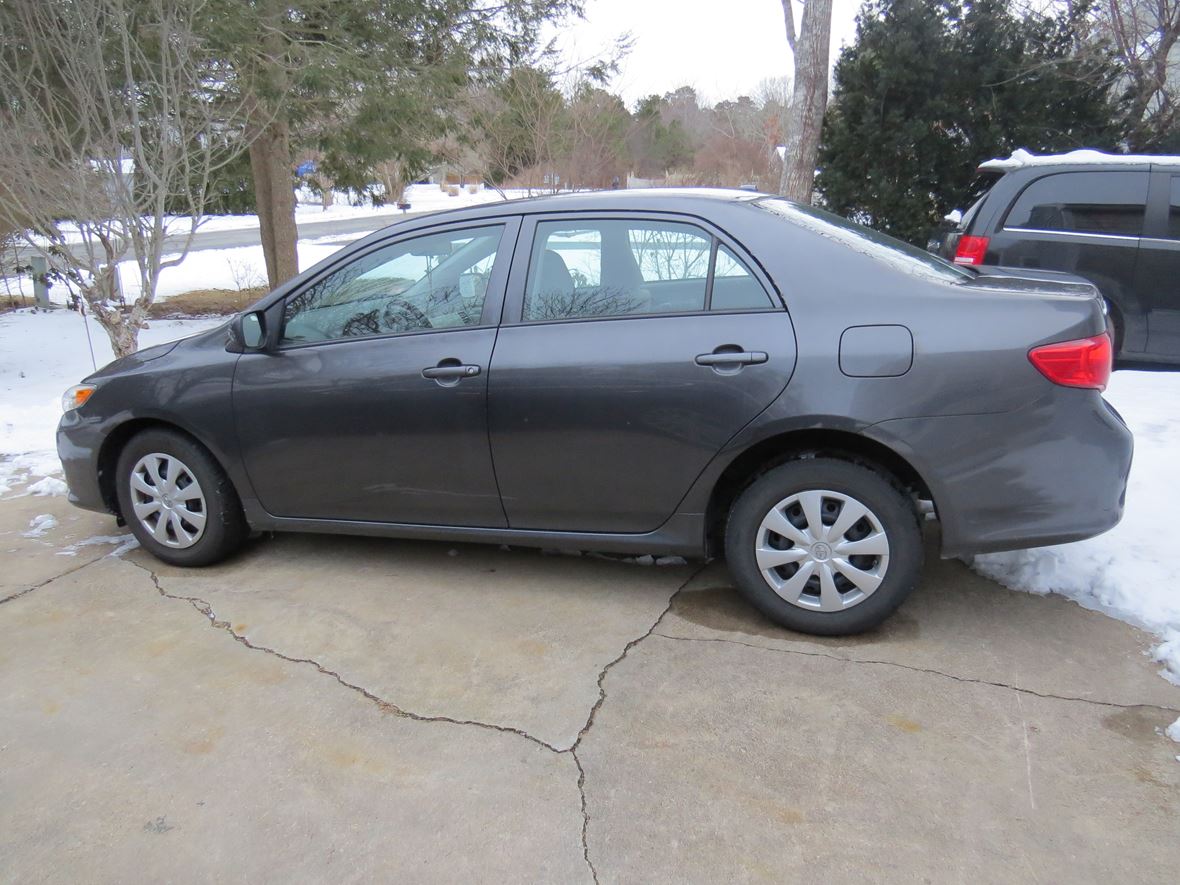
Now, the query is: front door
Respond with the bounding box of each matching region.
[488,214,797,533]
[233,220,517,526]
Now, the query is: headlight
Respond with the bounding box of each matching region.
[62,384,96,412]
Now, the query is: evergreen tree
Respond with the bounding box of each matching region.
[816,0,1125,245]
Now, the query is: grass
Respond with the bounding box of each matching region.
[147,286,268,318]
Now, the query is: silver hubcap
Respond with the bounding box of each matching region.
[129,453,207,549]
[755,489,890,612]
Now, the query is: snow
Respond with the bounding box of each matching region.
[974,370,1180,687]
[26,475,67,496]
[41,183,528,244]
[979,148,1180,172]
[22,513,57,537]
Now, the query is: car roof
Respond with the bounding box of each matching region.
[978,148,1180,173]
[404,187,767,222]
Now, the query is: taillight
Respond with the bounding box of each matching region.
[953,235,990,265]
[1028,333,1112,391]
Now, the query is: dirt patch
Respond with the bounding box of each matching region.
[148,286,267,318]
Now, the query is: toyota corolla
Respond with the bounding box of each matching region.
[57,189,1132,634]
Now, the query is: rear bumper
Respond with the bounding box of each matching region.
[56,410,109,514]
[868,390,1133,557]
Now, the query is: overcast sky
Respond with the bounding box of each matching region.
[555,0,864,107]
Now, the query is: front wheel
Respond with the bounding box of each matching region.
[724,458,923,635]
[115,429,248,567]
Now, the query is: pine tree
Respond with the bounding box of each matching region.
[816,0,1125,245]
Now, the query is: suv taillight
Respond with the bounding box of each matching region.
[1028,334,1112,391]
[953,235,989,265]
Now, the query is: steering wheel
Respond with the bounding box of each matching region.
[382,297,432,332]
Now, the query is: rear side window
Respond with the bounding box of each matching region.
[1004,171,1148,237]
[524,219,774,321]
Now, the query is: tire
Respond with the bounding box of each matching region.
[723,458,923,635]
[115,428,248,567]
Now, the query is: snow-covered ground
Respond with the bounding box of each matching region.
[32,183,532,244]
[0,305,1177,741]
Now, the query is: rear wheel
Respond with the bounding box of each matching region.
[115,429,247,566]
[723,458,922,635]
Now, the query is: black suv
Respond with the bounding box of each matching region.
[939,149,1180,365]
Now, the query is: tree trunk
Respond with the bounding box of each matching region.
[247,114,299,289]
[779,0,833,203]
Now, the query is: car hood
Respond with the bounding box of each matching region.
[84,321,231,382]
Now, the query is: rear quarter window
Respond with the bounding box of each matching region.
[758,199,971,284]
[1004,171,1149,237]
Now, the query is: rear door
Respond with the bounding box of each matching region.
[1136,169,1180,358]
[987,169,1149,352]
[487,213,797,533]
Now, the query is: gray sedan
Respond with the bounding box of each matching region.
[57,189,1132,634]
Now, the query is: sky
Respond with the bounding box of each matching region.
[555,0,865,107]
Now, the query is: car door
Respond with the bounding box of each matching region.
[232,218,519,526]
[487,213,797,534]
[989,169,1149,352]
[1137,170,1180,358]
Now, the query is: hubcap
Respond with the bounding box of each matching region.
[129,453,207,549]
[755,489,890,612]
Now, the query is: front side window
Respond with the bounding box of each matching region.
[1004,171,1148,237]
[524,219,773,321]
[282,225,504,344]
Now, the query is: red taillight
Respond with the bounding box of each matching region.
[1028,333,1112,391]
[953,235,990,265]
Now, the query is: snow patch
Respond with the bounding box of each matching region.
[26,475,67,496]
[1167,718,1180,744]
[22,513,57,537]
[56,533,139,557]
[974,370,1180,686]
[979,148,1180,172]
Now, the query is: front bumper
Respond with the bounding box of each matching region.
[869,390,1133,557]
[56,409,110,514]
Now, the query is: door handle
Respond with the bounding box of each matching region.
[422,361,481,382]
[694,350,768,366]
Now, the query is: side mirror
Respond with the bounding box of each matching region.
[458,271,485,300]
[227,310,268,352]
[241,312,265,348]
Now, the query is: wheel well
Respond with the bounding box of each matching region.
[96,419,206,517]
[704,429,933,556]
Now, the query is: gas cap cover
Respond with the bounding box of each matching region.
[839,325,914,377]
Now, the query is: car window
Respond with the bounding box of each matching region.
[281,225,504,344]
[525,220,711,321]
[711,244,774,309]
[757,198,972,284]
[1004,171,1148,237]
[1169,177,1180,240]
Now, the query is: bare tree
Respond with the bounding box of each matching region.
[1101,0,1180,147]
[0,0,257,357]
[779,0,834,202]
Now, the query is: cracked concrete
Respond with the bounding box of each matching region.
[1,486,1178,882]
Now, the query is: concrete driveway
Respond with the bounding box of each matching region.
[2,486,1178,883]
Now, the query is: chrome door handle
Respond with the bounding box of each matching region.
[695,351,768,366]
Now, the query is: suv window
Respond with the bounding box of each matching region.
[1169,177,1180,240]
[1004,171,1148,237]
[524,219,774,321]
[282,225,504,344]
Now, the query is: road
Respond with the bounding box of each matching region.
[2,481,1178,882]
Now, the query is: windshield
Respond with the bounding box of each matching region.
[756,199,972,284]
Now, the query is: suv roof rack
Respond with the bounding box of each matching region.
[979,148,1180,172]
